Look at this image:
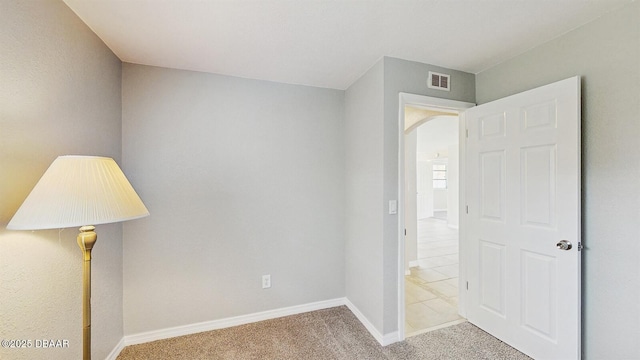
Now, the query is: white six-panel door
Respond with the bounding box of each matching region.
[465,77,581,359]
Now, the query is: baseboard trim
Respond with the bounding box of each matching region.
[105,337,125,360]
[109,296,399,358]
[343,298,398,346]
[409,260,419,268]
[123,297,346,347]
[382,330,400,346]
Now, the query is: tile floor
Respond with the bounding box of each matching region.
[405,215,464,336]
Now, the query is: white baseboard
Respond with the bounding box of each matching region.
[123,298,345,347]
[107,296,399,358]
[447,224,459,230]
[343,298,398,346]
[104,337,124,360]
[409,260,419,268]
[382,331,400,346]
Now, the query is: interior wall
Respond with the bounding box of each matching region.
[344,59,385,332]
[433,186,447,211]
[416,160,434,219]
[0,1,124,359]
[382,57,475,334]
[475,2,640,358]
[121,63,346,335]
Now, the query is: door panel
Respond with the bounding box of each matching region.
[480,150,505,220]
[521,250,557,340]
[479,240,506,316]
[465,77,581,360]
[521,144,556,227]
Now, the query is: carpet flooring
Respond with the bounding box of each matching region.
[117,306,531,360]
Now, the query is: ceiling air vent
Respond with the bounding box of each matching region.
[428,71,450,91]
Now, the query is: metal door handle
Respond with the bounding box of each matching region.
[556,240,572,251]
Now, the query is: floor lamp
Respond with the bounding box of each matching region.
[7,156,149,360]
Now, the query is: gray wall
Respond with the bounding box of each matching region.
[344,59,385,331]
[381,57,475,334]
[121,64,346,334]
[0,1,123,359]
[344,57,475,336]
[476,2,640,358]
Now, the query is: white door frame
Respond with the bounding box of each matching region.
[397,93,475,341]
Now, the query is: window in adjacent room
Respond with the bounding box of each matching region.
[433,164,447,189]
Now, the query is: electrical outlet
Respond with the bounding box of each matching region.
[262,275,271,289]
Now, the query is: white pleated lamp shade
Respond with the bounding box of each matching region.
[7,156,149,230]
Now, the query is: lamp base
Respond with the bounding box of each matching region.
[78,226,96,360]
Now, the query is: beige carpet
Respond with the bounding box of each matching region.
[117,306,530,359]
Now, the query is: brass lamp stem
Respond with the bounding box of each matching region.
[77,225,97,360]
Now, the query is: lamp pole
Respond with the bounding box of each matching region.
[78,225,97,360]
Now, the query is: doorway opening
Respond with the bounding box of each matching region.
[404,114,465,336]
[397,93,475,341]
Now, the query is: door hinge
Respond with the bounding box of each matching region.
[465,129,469,138]
[466,281,469,290]
[578,242,583,251]
[466,205,469,214]
[404,228,407,236]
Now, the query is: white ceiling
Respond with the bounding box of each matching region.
[63,0,630,90]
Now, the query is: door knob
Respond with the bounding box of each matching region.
[556,240,572,250]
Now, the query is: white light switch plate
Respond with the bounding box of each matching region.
[389,200,397,215]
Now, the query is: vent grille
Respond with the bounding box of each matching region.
[428,71,451,91]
